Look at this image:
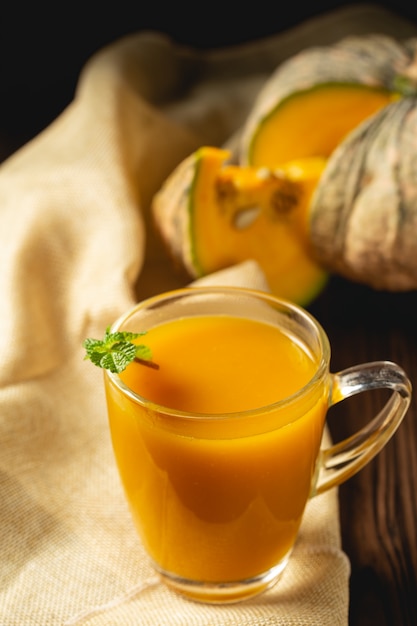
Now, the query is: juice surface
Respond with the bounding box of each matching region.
[120,315,316,414]
[105,314,328,585]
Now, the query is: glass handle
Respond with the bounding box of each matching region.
[313,361,412,496]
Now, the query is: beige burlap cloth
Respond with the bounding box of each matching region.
[1,5,416,625]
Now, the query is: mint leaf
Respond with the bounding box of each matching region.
[135,344,153,361]
[83,327,158,373]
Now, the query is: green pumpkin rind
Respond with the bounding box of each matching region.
[152,150,198,277]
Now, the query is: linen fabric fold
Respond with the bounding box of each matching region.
[1,5,416,624]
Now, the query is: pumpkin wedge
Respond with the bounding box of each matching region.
[152,146,328,305]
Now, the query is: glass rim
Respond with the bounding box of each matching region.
[104,286,331,420]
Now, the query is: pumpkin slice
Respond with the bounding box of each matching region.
[152,146,328,305]
[244,83,397,168]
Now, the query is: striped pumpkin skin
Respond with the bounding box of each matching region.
[310,98,417,290]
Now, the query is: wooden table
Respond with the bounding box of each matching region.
[1,143,416,626]
[309,277,417,626]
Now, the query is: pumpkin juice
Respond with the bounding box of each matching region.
[104,314,328,584]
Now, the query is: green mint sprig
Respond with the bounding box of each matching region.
[83,327,159,374]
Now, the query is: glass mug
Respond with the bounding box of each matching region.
[103,286,411,603]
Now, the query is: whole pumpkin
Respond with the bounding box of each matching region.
[152,34,417,302]
[240,33,417,292]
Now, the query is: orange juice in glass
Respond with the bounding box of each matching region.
[103,287,411,603]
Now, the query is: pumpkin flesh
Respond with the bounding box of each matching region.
[247,84,397,167]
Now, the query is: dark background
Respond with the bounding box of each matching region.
[1,1,417,159]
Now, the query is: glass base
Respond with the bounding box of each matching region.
[154,553,291,604]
